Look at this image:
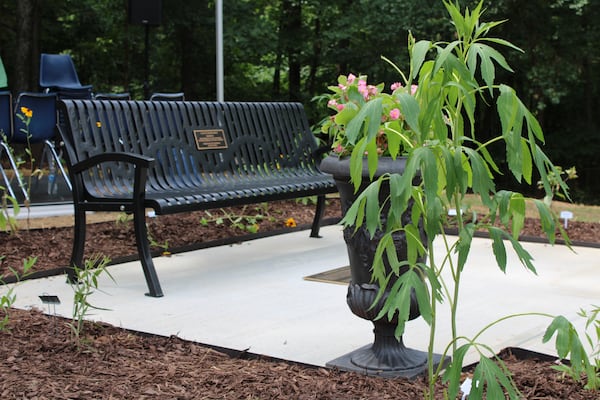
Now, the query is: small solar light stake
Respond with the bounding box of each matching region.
[560,210,573,229]
[39,294,60,315]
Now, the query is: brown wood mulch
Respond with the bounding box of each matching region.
[0,198,599,398]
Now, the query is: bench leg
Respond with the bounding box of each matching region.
[310,194,327,238]
[67,207,87,283]
[134,207,164,297]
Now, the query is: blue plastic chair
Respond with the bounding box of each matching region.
[0,91,28,200]
[39,53,92,99]
[0,56,7,89]
[94,92,131,100]
[150,92,185,101]
[13,92,72,195]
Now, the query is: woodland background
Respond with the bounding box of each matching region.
[0,0,598,202]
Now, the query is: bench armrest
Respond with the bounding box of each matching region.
[70,152,155,204]
[70,152,155,174]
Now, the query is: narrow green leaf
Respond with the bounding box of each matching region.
[398,92,421,135]
[345,97,383,144]
[410,40,431,80]
[384,125,401,159]
[520,138,533,184]
[364,180,382,236]
[443,344,470,399]
[384,234,401,275]
[349,140,367,191]
[506,235,537,274]
[366,139,379,181]
[488,226,508,272]
[483,34,523,53]
[509,193,526,240]
[494,190,512,226]
[404,223,423,265]
[543,316,573,358]
[463,147,494,200]
[433,40,461,76]
[524,103,545,143]
[456,223,475,272]
[412,270,432,325]
[416,147,439,205]
[426,196,443,240]
[443,150,456,199]
[371,238,393,284]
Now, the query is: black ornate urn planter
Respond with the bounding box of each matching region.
[320,154,446,378]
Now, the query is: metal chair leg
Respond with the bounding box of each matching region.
[44,139,72,192]
[0,142,29,200]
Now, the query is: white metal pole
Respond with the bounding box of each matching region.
[216,0,224,101]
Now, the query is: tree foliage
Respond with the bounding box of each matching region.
[0,0,598,201]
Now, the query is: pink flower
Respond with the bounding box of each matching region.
[390,82,402,91]
[389,108,401,120]
[327,99,337,108]
[336,103,345,111]
[334,144,344,153]
[410,85,418,95]
[347,73,357,84]
[358,83,369,99]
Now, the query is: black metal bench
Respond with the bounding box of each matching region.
[57,99,337,297]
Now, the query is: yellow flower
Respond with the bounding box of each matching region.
[20,107,33,118]
[285,218,297,228]
[96,121,102,128]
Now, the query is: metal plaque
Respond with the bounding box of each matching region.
[193,129,228,150]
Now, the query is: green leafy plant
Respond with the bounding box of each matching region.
[200,204,275,234]
[320,1,593,398]
[0,186,20,234]
[0,106,46,232]
[148,231,170,255]
[295,196,321,206]
[68,255,113,345]
[115,212,171,255]
[115,211,133,224]
[0,256,36,331]
[547,305,600,389]
[537,165,578,203]
[14,106,45,205]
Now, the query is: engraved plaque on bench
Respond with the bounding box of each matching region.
[193,129,228,150]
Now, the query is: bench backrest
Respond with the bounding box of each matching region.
[58,100,322,192]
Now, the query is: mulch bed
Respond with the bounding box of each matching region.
[0,198,599,398]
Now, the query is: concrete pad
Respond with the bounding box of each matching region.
[4,226,600,367]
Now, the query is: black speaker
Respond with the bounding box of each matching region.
[129,0,162,25]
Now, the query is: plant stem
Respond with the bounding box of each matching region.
[450,190,465,354]
[427,239,438,399]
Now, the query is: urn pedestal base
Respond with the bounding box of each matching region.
[326,344,447,379]
[326,282,450,379]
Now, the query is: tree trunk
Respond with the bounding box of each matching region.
[306,16,321,97]
[15,0,40,93]
[272,6,284,98]
[281,0,302,101]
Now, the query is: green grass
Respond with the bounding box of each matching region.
[461,194,600,223]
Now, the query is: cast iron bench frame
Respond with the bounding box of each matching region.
[57,99,337,297]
